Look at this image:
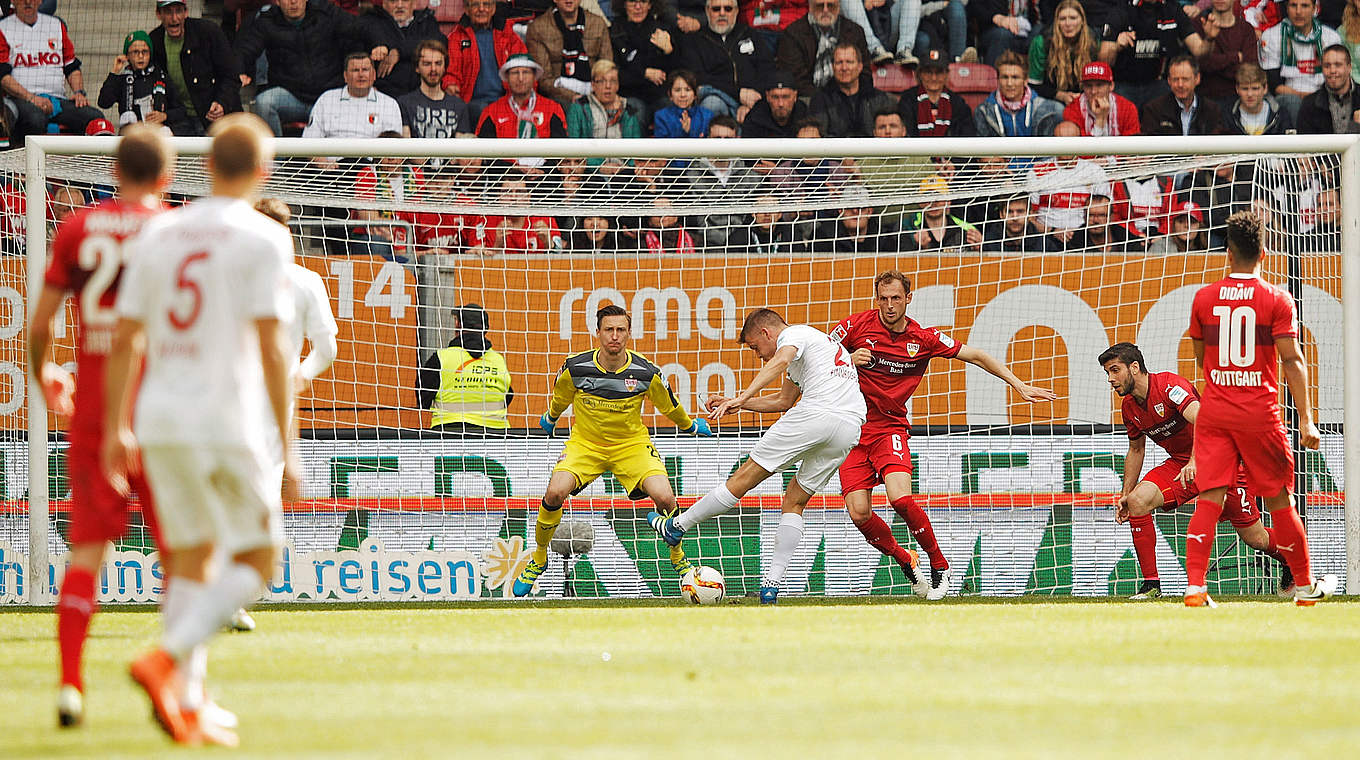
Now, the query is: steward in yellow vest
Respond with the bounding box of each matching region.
[417,304,514,433]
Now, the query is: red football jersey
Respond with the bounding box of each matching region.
[1121,371,1199,461]
[830,309,961,432]
[468,215,562,253]
[1188,273,1297,430]
[44,198,161,440]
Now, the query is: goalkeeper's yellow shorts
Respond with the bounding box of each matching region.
[553,436,668,498]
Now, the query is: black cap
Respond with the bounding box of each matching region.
[454,304,488,332]
[919,47,949,71]
[765,70,797,92]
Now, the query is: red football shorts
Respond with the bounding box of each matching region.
[66,437,160,546]
[1193,422,1294,499]
[838,428,913,495]
[1142,459,1259,528]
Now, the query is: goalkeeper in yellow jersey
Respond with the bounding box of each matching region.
[512,304,712,596]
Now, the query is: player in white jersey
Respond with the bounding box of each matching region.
[215,198,337,634]
[649,308,867,604]
[103,113,299,747]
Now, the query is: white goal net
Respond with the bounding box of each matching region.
[2,134,1356,603]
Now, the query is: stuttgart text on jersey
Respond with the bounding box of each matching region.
[1210,369,1265,387]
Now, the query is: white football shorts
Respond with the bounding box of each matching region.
[141,444,282,554]
[748,408,863,494]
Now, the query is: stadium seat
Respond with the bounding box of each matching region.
[871,64,917,94]
[948,63,997,111]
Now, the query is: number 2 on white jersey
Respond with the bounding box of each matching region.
[1211,305,1256,368]
[76,235,123,327]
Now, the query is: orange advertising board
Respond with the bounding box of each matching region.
[3,252,1341,433]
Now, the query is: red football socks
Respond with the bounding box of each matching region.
[1128,513,1159,581]
[891,495,947,569]
[855,512,913,568]
[1268,506,1313,587]
[1184,499,1223,588]
[1260,527,1288,565]
[57,567,98,691]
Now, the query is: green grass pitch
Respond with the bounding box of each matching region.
[3,597,1359,759]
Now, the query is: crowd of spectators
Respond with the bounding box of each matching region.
[0,0,1353,257]
[8,0,1354,144]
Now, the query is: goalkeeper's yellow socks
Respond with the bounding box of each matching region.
[532,500,564,565]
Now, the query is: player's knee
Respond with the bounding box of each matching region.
[1125,493,1157,517]
[845,500,873,525]
[652,492,678,513]
[1236,524,1269,550]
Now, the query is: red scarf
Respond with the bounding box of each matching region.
[916,92,954,136]
[645,228,695,254]
[1077,93,1121,136]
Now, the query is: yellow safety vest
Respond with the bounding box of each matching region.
[430,346,511,428]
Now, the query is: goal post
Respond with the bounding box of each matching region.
[6,133,1358,604]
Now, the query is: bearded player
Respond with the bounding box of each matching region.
[832,271,1056,600]
[1184,210,1336,608]
[513,304,712,596]
[1099,342,1292,600]
[28,125,172,728]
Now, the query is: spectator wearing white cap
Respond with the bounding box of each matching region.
[475,53,569,138]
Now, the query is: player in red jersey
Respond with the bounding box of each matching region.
[1184,211,1337,608]
[1099,342,1292,600]
[831,271,1057,599]
[27,125,173,728]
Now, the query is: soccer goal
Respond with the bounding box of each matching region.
[3,134,1356,604]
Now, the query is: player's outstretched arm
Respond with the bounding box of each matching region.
[26,285,74,416]
[645,374,713,435]
[101,317,147,496]
[709,346,798,419]
[1277,336,1321,449]
[955,345,1058,403]
[714,376,800,417]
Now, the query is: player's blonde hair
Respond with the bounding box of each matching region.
[1224,210,1263,262]
[255,197,292,227]
[115,123,176,185]
[208,113,274,181]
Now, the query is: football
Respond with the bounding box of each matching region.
[679,566,725,604]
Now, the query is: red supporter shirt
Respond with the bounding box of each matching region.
[829,309,961,434]
[1121,371,1198,462]
[465,215,561,253]
[43,199,160,440]
[1188,273,1297,430]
